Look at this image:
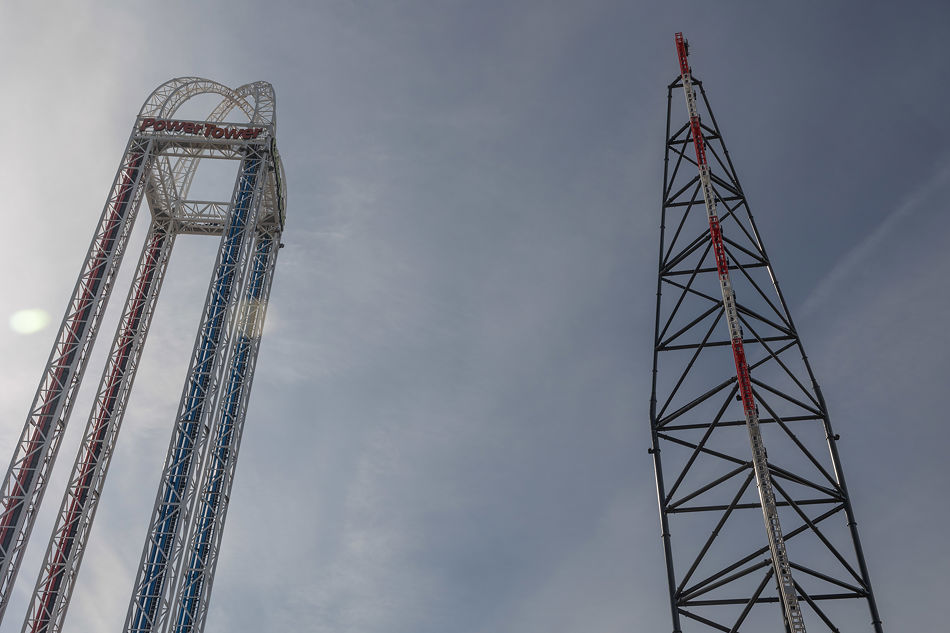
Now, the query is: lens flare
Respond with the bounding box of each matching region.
[10,309,51,335]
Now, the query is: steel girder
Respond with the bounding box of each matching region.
[20,79,280,633]
[0,133,153,623]
[0,78,284,633]
[167,222,282,633]
[164,141,284,633]
[124,145,269,633]
[22,221,176,633]
[120,79,281,633]
[649,76,883,632]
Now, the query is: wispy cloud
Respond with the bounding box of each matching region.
[800,157,950,319]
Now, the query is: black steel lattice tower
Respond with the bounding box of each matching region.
[648,35,883,632]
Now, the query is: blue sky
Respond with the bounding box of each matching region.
[0,1,947,631]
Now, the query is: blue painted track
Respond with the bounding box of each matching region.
[130,156,260,632]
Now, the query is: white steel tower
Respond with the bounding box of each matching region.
[0,78,286,633]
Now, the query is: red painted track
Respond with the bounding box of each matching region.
[0,152,142,590]
[30,227,163,633]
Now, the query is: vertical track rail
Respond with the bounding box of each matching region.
[0,136,152,622]
[22,222,175,633]
[674,32,806,632]
[169,227,280,633]
[125,151,264,633]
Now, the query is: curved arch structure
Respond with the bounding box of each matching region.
[139,77,275,127]
[0,78,285,633]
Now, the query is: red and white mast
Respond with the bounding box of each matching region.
[674,32,806,633]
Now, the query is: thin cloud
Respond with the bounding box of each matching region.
[800,157,950,319]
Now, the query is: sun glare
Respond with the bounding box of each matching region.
[10,309,51,335]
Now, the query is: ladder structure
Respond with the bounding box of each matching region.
[648,35,883,632]
[0,78,286,633]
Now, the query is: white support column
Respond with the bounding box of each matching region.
[124,147,267,633]
[168,221,282,633]
[22,220,176,633]
[0,133,153,624]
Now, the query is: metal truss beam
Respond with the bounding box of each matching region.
[22,220,176,633]
[124,146,267,633]
[164,141,284,633]
[0,77,285,633]
[167,223,282,633]
[0,133,153,622]
[648,35,883,632]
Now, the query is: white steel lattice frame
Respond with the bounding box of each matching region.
[23,220,176,633]
[168,219,283,633]
[0,78,285,633]
[124,79,282,633]
[163,142,285,633]
[124,149,267,633]
[0,133,153,622]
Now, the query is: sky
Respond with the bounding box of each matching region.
[0,1,947,631]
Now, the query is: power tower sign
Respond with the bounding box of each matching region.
[139,118,265,140]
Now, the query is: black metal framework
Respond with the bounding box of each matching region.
[648,75,884,632]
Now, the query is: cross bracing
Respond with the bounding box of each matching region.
[649,45,883,632]
[0,78,285,633]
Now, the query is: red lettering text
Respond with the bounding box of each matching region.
[139,119,265,142]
